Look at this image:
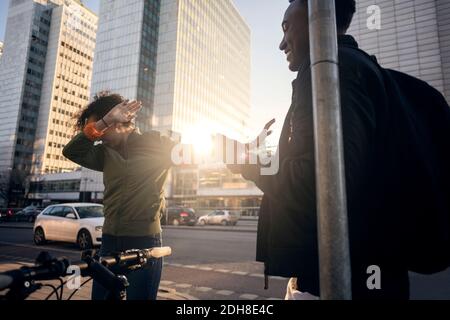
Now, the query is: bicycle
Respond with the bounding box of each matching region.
[0,246,172,301]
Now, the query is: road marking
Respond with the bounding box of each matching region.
[0,242,289,285]
[216,290,234,296]
[271,276,287,281]
[249,273,264,278]
[163,263,287,281]
[195,287,213,292]
[231,271,248,276]
[215,269,231,273]
[198,267,214,271]
[0,241,77,255]
[175,283,193,289]
[240,293,259,300]
[0,254,34,263]
[165,264,289,282]
[168,263,183,267]
[158,280,284,301]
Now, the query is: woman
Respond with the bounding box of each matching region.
[63,92,176,300]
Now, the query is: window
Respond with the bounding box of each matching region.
[63,207,77,219]
[48,206,65,217]
[75,206,104,219]
[42,207,55,216]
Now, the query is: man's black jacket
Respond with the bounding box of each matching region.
[244,35,410,299]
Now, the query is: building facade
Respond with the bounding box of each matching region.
[153,0,251,141]
[32,1,98,176]
[90,0,161,132]
[348,0,450,103]
[152,0,255,209]
[27,0,260,212]
[0,0,97,207]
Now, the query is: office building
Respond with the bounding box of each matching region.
[348,0,450,103]
[0,0,97,206]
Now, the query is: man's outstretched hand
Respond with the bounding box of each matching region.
[226,119,275,176]
[250,118,275,149]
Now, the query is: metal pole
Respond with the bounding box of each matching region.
[308,0,352,299]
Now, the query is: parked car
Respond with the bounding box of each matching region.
[0,208,17,222]
[14,206,42,223]
[161,207,197,226]
[198,210,239,226]
[33,203,104,250]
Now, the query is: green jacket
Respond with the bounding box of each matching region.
[63,131,175,237]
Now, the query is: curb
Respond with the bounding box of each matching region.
[239,217,259,221]
[163,225,256,233]
[0,224,257,233]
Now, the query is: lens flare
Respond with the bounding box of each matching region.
[182,128,213,156]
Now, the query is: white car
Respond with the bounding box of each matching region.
[33,203,104,250]
[198,210,240,226]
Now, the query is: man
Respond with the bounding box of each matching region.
[228,0,410,299]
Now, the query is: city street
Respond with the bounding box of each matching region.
[0,223,288,300]
[0,223,449,300]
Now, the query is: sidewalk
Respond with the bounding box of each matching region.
[0,261,197,300]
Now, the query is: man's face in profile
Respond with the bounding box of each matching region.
[279,0,310,72]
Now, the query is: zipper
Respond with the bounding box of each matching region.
[115,139,129,235]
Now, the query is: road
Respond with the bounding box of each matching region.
[0,225,287,300]
[0,225,449,300]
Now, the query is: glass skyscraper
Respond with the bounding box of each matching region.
[152,0,253,207]
[25,0,257,208]
[90,0,161,132]
[0,0,52,206]
[0,0,97,207]
[153,0,251,141]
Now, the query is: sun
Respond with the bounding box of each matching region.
[182,128,213,156]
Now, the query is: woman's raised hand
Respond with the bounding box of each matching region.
[104,100,143,125]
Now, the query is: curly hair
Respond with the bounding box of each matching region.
[73,91,128,132]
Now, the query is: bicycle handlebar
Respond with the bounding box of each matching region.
[0,257,70,291]
[147,247,172,259]
[0,246,172,293]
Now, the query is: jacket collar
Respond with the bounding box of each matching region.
[338,34,359,49]
[292,34,359,87]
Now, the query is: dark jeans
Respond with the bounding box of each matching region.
[91,234,163,300]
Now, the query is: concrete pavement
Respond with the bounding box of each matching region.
[0,227,288,300]
[1,226,449,300]
[0,261,197,300]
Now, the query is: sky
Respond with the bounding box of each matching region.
[0,0,294,141]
